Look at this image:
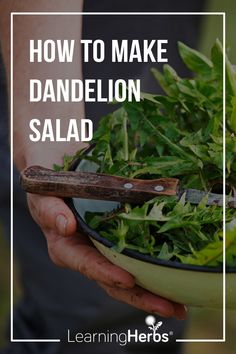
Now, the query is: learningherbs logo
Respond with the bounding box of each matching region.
[67,315,173,346]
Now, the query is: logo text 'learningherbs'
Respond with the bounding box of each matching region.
[67,329,170,346]
[67,316,173,346]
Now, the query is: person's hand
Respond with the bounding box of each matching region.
[27,193,187,320]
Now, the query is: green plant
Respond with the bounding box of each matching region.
[60,40,236,267]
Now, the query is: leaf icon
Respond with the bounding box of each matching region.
[153,321,163,332]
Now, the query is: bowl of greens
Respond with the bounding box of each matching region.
[62,40,236,308]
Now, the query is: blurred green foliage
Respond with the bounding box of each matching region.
[200,0,236,63]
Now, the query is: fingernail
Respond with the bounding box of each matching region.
[56,214,67,236]
[175,305,188,320]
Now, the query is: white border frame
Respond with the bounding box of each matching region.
[10,11,226,343]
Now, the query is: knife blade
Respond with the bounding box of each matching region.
[178,188,235,208]
[20,165,236,208]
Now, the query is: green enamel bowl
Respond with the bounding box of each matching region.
[69,156,236,309]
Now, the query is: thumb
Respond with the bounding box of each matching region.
[27,194,77,237]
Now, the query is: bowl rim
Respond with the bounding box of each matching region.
[67,150,236,274]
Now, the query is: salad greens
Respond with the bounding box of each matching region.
[58,40,236,267]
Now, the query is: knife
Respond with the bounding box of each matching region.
[20,165,236,208]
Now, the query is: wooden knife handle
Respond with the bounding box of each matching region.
[20,165,179,203]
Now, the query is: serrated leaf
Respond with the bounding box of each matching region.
[178,41,213,75]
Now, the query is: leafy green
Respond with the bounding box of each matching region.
[61,41,236,267]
